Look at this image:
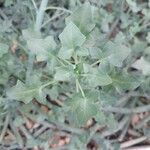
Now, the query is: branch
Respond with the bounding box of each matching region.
[35,0,49,32]
[102,104,150,114]
[123,146,150,150]
[121,136,147,148]
[102,116,129,137]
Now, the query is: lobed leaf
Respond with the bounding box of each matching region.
[66,2,96,35]
[58,22,86,59]
[66,92,98,126]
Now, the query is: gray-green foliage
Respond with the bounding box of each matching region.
[0,0,150,149]
[3,1,141,125]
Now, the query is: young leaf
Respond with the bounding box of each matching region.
[95,110,107,125]
[7,80,45,104]
[27,36,56,61]
[102,41,131,67]
[111,70,140,93]
[99,91,117,107]
[88,47,103,59]
[66,2,96,35]
[126,0,140,13]
[54,66,75,82]
[58,47,74,60]
[23,28,56,61]
[58,22,86,59]
[83,67,112,87]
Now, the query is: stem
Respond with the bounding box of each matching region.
[26,52,34,84]
[42,12,64,28]
[39,81,56,97]
[35,0,49,32]
[76,79,85,98]
[74,53,79,93]
[46,6,72,14]
[31,0,38,13]
[76,79,79,92]
[91,59,101,67]
[40,80,56,89]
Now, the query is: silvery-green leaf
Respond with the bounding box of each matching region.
[66,92,98,126]
[7,79,46,104]
[22,28,40,40]
[88,47,103,59]
[54,66,74,82]
[83,68,112,87]
[99,91,117,107]
[111,70,140,93]
[126,0,140,12]
[76,47,89,57]
[102,41,131,67]
[66,2,96,35]
[27,36,56,61]
[59,22,86,49]
[85,72,112,87]
[58,47,74,59]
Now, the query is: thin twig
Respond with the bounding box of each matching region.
[127,129,141,137]
[91,60,101,67]
[86,124,101,144]
[118,120,130,141]
[0,9,7,20]
[41,12,64,28]
[9,121,24,148]
[134,115,150,129]
[105,18,120,40]
[0,113,10,143]
[76,79,85,98]
[41,121,85,135]
[102,104,150,114]
[33,126,48,138]
[19,125,33,139]
[121,136,147,148]
[115,92,139,107]
[31,0,38,13]
[102,116,129,137]
[45,6,72,14]
[123,146,150,150]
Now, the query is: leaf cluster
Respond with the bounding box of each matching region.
[0,0,150,149]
